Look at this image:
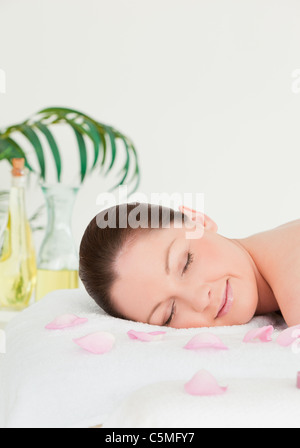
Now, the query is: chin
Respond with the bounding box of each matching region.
[225,305,256,327]
[231,290,258,326]
[237,308,256,325]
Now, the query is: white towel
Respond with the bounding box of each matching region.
[0,288,297,428]
[102,377,300,428]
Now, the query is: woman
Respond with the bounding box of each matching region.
[79,202,300,328]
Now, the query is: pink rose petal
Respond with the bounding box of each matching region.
[243,325,274,343]
[127,330,166,342]
[276,325,300,347]
[73,331,115,354]
[184,333,228,350]
[184,369,227,396]
[45,314,88,330]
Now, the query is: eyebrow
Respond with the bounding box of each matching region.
[147,238,177,324]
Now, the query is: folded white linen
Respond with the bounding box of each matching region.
[0,287,297,428]
[102,377,300,428]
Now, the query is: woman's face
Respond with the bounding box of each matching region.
[111,215,259,329]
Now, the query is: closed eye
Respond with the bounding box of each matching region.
[163,252,194,327]
[164,301,176,326]
[182,251,194,275]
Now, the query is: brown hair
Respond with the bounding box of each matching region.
[79,202,184,319]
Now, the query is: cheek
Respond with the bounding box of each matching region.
[230,275,258,324]
[202,236,252,279]
[195,236,258,322]
[192,236,231,278]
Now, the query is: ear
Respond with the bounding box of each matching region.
[178,205,218,233]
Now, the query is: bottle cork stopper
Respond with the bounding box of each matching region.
[11,158,25,176]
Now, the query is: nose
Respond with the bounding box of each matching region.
[179,284,211,313]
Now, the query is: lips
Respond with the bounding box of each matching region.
[216,279,233,319]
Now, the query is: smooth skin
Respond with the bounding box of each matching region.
[111,206,299,328]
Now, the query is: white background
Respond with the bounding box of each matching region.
[1,0,300,254]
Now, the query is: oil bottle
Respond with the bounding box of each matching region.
[0,158,37,310]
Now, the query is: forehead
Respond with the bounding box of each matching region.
[115,226,179,277]
[114,218,206,282]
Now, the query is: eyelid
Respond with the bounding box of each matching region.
[164,301,175,326]
[182,251,194,275]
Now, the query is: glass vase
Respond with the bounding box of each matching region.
[35,183,79,302]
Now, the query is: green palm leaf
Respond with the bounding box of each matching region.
[0,137,35,173]
[34,122,62,182]
[0,106,140,192]
[103,125,117,175]
[81,117,101,171]
[18,124,46,179]
[72,126,88,183]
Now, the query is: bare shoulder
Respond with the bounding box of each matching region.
[271,219,300,258]
[266,219,300,325]
[246,219,300,263]
[243,219,300,325]
[275,218,300,232]
[255,219,300,252]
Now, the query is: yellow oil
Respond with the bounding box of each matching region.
[35,269,79,302]
[0,213,37,311]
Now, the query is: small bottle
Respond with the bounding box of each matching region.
[0,158,37,310]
